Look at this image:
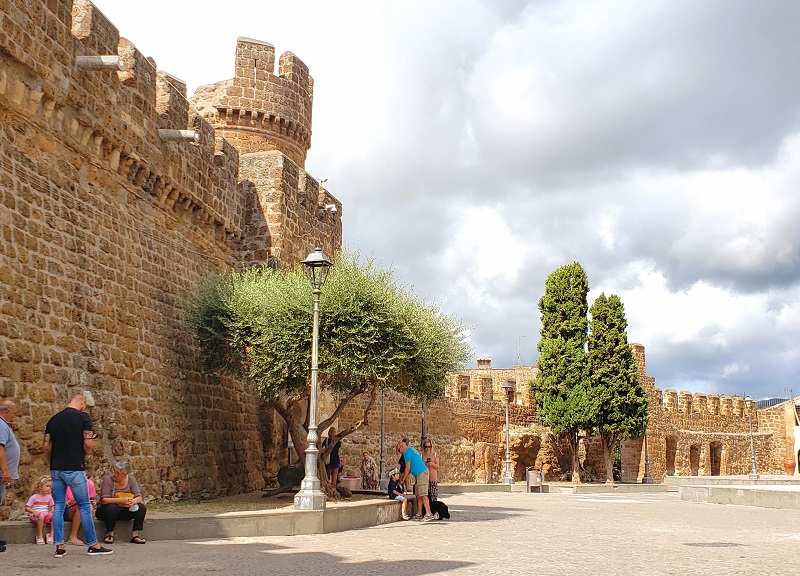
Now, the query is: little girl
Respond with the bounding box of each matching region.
[25,476,55,545]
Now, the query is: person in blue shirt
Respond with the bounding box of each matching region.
[397,438,434,521]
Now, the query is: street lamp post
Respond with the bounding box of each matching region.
[642,431,653,484]
[421,400,427,446]
[294,247,332,511]
[501,380,515,485]
[378,387,388,490]
[746,397,759,481]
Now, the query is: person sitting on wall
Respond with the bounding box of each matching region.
[95,461,147,544]
[388,468,410,520]
[63,472,97,545]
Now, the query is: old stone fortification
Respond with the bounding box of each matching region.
[333,389,557,485]
[564,344,795,482]
[2,2,795,523]
[334,362,576,483]
[0,0,340,517]
[337,346,798,485]
[619,344,797,482]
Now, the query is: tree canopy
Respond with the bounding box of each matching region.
[187,250,471,488]
[533,261,593,481]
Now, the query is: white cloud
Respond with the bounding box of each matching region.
[89,0,800,398]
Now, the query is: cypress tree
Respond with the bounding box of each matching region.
[588,293,649,483]
[534,262,594,482]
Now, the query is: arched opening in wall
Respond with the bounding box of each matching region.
[709,441,722,476]
[689,444,700,476]
[457,375,469,400]
[665,437,677,476]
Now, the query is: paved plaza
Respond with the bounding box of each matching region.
[1,491,797,575]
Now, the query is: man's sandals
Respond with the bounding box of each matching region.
[103,533,114,544]
[130,536,146,544]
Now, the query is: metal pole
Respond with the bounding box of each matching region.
[294,285,326,510]
[379,388,388,490]
[502,392,513,484]
[747,401,759,480]
[421,400,427,446]
[642,431,653,484]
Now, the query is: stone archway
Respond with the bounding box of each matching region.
[665,437,677,476]
[689,444,700,476]
[709,441,722,476]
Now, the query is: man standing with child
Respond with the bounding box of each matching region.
[397,438,434,522]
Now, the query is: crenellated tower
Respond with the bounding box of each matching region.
[190,38,340,266]
[192,37,313,168]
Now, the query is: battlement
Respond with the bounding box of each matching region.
[0,0,343,500]
[191,37,314,168]
[0,0,245,240]
[658,388,751,420]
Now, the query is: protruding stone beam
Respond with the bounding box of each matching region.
[158,129,201,143]
[76,55,124,71]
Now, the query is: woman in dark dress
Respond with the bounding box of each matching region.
[323,428,341,486]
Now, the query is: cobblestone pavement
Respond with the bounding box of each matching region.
[2,491,798,575]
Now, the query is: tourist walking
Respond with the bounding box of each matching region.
[421,438,440,502]
[0,399,20,553]
[44,393,113,558]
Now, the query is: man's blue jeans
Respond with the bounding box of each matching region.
[51,470,97,546]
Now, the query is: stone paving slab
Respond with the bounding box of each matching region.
[2,491,799,576]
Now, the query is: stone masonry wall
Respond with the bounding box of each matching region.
[0,0,340,517]
[616,344,788,483]
[333,389,552,485]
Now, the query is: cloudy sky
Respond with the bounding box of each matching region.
[91,0,800,399]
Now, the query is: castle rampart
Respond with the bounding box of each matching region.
[190,37,314,169]
[0,0,340,515]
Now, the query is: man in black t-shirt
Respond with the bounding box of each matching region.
[44,394,112,558]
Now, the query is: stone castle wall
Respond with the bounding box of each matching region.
[0,0,341,516]
[333,389,561,485]
[617,344,791,483]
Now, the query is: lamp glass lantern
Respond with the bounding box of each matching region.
[301,247,333,289]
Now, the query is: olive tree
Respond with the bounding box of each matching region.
[187,250,470,491]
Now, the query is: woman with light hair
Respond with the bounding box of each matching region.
[421,438,440,502]
[95,461,147,544]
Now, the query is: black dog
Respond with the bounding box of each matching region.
[429,500,450,520]
[262,462,304,498]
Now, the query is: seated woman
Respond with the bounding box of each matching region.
[95,461,147,544]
